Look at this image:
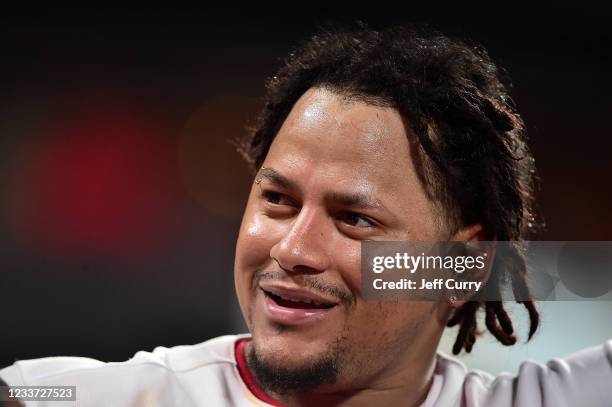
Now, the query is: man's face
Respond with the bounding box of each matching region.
[234,87,448,392]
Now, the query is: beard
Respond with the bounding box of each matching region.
[246,337,342,396]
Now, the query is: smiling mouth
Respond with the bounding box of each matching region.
[263,289,336,310]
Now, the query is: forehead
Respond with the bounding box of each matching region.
[261,87,440,237]
[264,87,417,191]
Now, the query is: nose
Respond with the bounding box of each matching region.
[270,208,331,274]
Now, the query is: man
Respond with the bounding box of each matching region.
[1,24,611,407]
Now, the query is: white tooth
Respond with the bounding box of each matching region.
[279,294,303,303]
[274,292,323,304]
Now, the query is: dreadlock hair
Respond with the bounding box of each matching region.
[239,22,543,354]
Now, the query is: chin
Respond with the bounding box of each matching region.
[248,331,342,395]
[252,326,333,367]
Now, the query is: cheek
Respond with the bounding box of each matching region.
[348,301,434,347]
[234,195,291,308]
[335,239,363,294]
[234,204,270,324]
[236,212,284,270]
[236,189,273,266]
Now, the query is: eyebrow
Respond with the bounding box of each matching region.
[325,191,384,211]
[257,166,388,212]
[257,166,298,190]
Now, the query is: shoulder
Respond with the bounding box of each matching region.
[145,334,247,373]
[0,334,250,406]
[432,340,612,407]
[0,334,245,385]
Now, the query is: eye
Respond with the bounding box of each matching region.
[337,211,376,228]
[261,190,296,207]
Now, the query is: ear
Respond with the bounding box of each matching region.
[447,223,493,309]
[450,223,485,242]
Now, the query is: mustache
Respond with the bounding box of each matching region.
[254,270,354,305]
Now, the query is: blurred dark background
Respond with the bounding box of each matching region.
[1,5,611,367]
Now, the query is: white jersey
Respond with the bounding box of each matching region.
[1,334,611,406]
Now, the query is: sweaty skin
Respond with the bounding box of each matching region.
[234,87,482,406]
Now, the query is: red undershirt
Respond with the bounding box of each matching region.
[235,338,284,407]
